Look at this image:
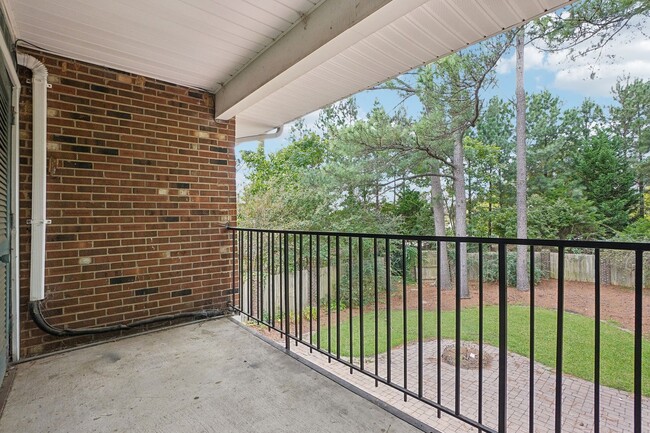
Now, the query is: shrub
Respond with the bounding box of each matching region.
[470,251,547,287]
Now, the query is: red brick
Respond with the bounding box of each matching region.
[18,49,236,358]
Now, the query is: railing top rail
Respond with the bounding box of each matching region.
[226,226,650,252]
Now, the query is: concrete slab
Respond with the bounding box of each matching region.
[0,318,422,433]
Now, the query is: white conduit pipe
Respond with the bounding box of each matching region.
[17,53,49,302]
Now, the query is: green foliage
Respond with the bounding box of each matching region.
[240,132,325,196]
[610,77,650,217]
[531,0,650,59]
[574,132,638,233]
[471,251,547,287]
[526,91,565,196]
[238,10,650,244]
[382,188,432,235]
[620,218,650,240]
[338,253,390,308]
[527,193,603,240]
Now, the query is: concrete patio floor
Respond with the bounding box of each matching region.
[0,318,424,433]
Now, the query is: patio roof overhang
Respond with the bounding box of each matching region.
[4,0,572,139]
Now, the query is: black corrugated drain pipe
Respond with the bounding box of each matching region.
[29,301,227,337]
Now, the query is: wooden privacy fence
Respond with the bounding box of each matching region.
[419,249,650,288]
[240,267,335,317]
[240,250,649,317]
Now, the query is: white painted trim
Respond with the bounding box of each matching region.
[215,0,428,120]
[0,2,20,361]
[235,125,284,145]
[9,85,18,361]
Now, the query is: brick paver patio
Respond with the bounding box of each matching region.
[284,337,650,432]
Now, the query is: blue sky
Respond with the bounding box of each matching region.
[236,21,650,189]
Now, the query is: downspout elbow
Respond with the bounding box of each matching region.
[17,53,48,81]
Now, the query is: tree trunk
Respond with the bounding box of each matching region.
[515,27,529,291]
[639,147,645,218]
[488,178,493,237]
[452,130,469,298]
[639,179,645,218]
[430,168,452,290]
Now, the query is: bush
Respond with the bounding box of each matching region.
[339,255,390,307]
[471,251,547,287]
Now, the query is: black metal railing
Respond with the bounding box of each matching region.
[227,227,649,433]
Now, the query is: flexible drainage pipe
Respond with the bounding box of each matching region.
[17,53,49,302]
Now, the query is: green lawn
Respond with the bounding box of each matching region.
[312,305,650,396]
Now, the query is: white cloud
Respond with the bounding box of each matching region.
[547,26,650,96]
[496,45,546,74]
[496,21,650,97]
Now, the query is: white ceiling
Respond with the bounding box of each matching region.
[5,0,322,90]
[232,0,572,137]
[4,0,572,139]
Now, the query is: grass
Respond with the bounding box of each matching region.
[312,305,650,396]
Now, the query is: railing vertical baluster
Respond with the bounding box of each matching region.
[223,228,650,433]
[478,242,484,432]
[272,233,275,329]
[309,235,313,352]
[555,246,565,433]
[594,248,600,433]
[455,241,461,415]
[418,240,423,399]
[328,236,332,362]
[284,233,290,350]
[359,237,364,371]
[299,233,304,342]
[436,240,442,418]
[529,245,535,433]
[239,231,243,313]
[257,232,265,323]
[498,242,508,433]
[336,236,341,360]
[316,235,321,350]
[278,233,287,332]
[255,232,258,322]
[254,231,257,318]
[374,238,379,387]
[634,249,643,433]
[294,234,298,345]
[402,238,408,401]
[248,231,253,317]
[386,238,392,384]
[268,232,271,330]
[349,236,354,372]
[231,229,236,309]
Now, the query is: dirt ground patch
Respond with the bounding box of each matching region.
[387,279,650,334]
[249,279,650,337]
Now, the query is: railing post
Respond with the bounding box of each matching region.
[284,233,290,350]
[231,228,236,310]
[634,249,643,433]
[555,246,565,433]
[498,242,508,433]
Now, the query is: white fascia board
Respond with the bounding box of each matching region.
[215,0,428,120]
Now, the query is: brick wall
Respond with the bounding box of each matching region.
[18,49,236,358]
